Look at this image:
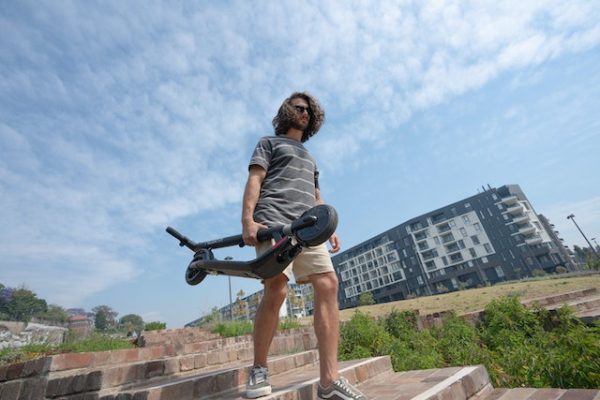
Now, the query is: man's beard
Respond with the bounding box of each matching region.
[291,119,308,131]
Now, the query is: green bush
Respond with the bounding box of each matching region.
[339,311,392,360]
[337,295,600,389]
[278,318,301,331]
[433,314,489,367]
[211,320,253,337]
[144,321,167,331]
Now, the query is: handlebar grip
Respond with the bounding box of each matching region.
[166,226,183,240]
[256,226,281,242]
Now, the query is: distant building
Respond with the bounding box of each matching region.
[186,283,313,327]
[332,184,576,309]
[68,314,93,337]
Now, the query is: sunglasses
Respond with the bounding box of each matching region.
[293,105,311,114]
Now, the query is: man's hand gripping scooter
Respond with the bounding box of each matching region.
[166,205,338,286]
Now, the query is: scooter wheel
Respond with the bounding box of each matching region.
[185,267,207,286]
[296,204,338,247]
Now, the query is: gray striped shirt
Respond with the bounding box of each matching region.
[250,136,319,226]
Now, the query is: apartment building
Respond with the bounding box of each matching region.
[332,184,575,309]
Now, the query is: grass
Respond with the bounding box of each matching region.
[0,333,135,365]
[328,273,600,322]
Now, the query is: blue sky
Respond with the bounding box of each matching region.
[1,1,599,328]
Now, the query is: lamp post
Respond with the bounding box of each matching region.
[224,257,233,320]
[567,214,599,260]
[592,238,599,252]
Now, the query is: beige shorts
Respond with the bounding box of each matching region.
[255,241,335,284]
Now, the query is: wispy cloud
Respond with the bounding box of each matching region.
[0,1,598,321]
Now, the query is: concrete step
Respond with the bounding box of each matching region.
[474,388,600,400]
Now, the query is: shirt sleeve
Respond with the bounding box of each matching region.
[249,137,272,171]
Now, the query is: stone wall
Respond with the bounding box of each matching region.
[0,321,67,349]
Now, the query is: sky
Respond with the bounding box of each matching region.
[1,1,599,328]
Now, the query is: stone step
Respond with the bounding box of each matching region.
[225,355,393,400]
[358,365,490,400]
[461,288,600,325]
[44,330,317,398]
[99,350,323,400]
[521,287,598,308]
[474,388,600,399]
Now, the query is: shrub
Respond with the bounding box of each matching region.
[211,320,253,337]
[278,318,301,331]
[338,311,392,360]
[433,314,489,367]
[144,321,166,331]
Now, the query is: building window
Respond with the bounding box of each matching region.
[449,219,456,227]
[434,236,440,245]
[465,202,471,208]
[417,276,424,285]
[425,260,436,270]
[482,256,488,263]
[495,266,505,278]
[483,243,493,254]
[469,248,477,258]
[474,223,482,232]
[471,235,480,245]
[460,227,468,237]
[462,215,471,224]
[442,256,448,265]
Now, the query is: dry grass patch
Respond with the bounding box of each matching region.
[329,274,600,322]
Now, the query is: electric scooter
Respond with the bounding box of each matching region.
[166,204,338,286]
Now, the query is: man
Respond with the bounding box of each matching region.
[242,92,366,400]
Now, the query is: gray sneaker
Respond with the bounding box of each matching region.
[318,376,367,400]
[246,366,272,398]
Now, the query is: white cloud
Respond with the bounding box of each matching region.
[0,1,598,323]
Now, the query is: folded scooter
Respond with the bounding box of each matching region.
[166,205,338,286]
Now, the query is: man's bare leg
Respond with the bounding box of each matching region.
[309,271,340,387]
[253,274,288,367]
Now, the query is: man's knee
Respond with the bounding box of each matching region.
[263,274,288,306]
[311,272,339,296]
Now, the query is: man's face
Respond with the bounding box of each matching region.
[290,97,310,131]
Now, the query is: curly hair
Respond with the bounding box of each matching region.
[272,92,325,142]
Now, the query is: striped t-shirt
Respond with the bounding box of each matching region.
[249,136,319,226]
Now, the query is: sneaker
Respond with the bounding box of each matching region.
[246,366,272,398]
[317,376,367,400]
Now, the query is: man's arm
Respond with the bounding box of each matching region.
[315,188,341,253]
[242,165,267,246]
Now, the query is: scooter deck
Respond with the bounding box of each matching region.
[188,237,301,280]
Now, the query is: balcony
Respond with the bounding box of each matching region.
[518,225,536,235]
[511,214,530,225]
[526,236,543,246]
[505,203,524,216]
[501,195,518,206]
[437,224,452,234]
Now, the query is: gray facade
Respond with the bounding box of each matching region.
[333,184,575,309]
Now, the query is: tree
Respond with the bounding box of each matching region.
[358,291,376,306]
[119,314,145,334]
[39,304,70,323]
[92,305,118,331]
[5,286,47,322]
